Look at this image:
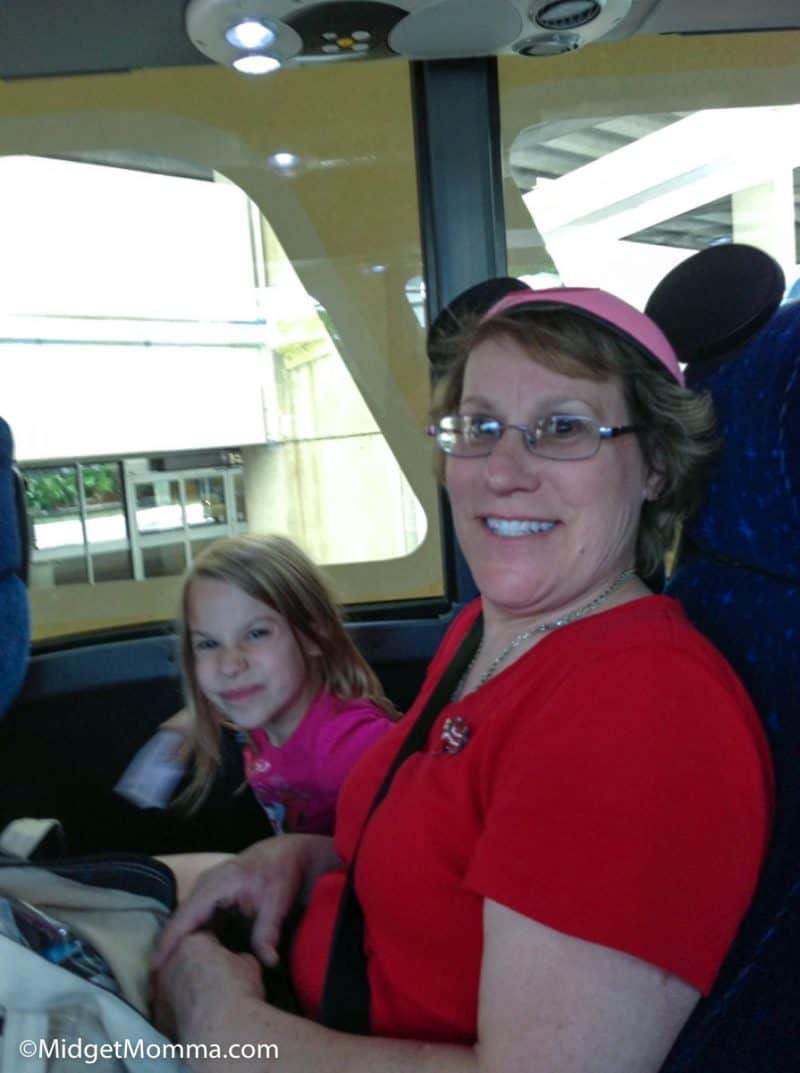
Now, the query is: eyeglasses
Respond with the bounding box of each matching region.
[427,414,639,461]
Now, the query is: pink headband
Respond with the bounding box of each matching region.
[481,287,684,386]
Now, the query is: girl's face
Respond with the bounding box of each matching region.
[188,577,320,746]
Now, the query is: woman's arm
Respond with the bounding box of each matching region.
[153,834,340,967]
[153,896,698,1073]
[476,898,699,1073]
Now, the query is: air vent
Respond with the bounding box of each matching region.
[535,1,602,31]
[516,34,580,56]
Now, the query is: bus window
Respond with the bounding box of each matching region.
[0,60,443,640]
[499,33,800,305]
[24,461,130,587]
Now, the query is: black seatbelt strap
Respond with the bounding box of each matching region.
[318,612,483,1034]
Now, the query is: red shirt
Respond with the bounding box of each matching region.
[290,597,774,1043]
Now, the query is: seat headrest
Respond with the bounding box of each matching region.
[643,243,797,581]
[682,298,800,581]
[0,417,30,718]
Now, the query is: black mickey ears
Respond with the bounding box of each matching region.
[645,244,785,372]
[426,277,530,376]
[427,244,785,381]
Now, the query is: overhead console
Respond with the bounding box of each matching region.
[184,0,640,73]
[2,0,799,82]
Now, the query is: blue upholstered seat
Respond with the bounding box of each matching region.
[660,297,800,1070]
[0,417,29,719]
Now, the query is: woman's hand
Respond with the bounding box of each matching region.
[152,931,266,1046]
[153,834,340,968]
[152,932,474,1073]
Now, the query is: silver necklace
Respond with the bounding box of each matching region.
[457,567,636,697]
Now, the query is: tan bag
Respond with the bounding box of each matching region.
[0,852,188,1072]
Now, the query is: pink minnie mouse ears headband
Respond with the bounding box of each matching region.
[481,286,684,386]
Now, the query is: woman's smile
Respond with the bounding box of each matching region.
[483,516,559,537]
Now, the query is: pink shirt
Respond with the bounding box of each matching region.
[242,691,393,835]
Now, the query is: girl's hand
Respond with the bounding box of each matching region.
[153,834,340,969]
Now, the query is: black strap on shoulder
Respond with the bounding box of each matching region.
[317,612,483,1034]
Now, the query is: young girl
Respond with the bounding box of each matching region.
[117,534,395,839]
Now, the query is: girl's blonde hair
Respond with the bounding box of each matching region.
[177,533,395,811]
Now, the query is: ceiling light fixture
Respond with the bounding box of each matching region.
[225,19,276,50]
[233,53,281,74]
[185,0,303,75]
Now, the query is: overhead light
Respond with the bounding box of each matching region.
[233,53,281,74]
[185,0,302,74]
[225,19,276,50]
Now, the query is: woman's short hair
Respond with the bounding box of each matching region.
[430,309,718,579]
